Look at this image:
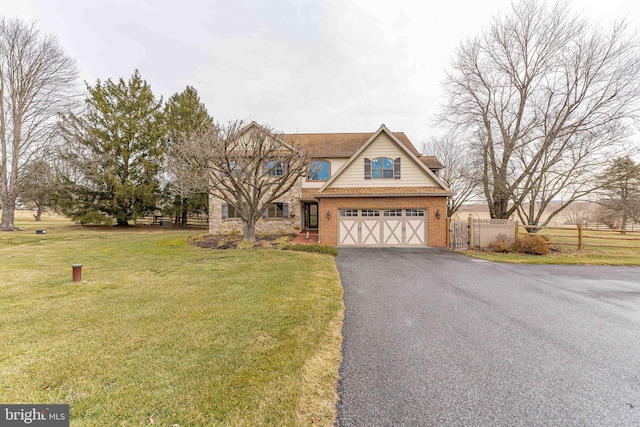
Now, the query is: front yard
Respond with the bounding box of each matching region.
[0,213,343,426]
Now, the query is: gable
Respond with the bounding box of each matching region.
[324,131,442,189]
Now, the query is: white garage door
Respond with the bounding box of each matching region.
[338,209,427,246]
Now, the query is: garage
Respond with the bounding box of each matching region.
[338,208,427,246]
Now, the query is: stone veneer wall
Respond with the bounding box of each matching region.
[317,196,448,247]
[208,179,303,236]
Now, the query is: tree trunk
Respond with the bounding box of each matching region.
[181,197,188,228]
[116,218,129,227]
[0,197,16,231]
[242,220,257,242]
[35,208,42,221]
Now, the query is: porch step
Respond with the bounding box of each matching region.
[291,231,319,245]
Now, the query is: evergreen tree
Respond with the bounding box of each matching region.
[165,86,213,227]
[596,156,640,231]
[61,70,165,225]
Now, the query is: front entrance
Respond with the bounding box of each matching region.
[304,202,319,230]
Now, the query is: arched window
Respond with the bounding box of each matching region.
[307,160,331,181]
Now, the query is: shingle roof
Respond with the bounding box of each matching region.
[282,132,419,157]
[300,188,319,200]
[282,132,444,170]
[418,156,444,170]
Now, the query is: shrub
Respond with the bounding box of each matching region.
[279,243,338,256]
[74,211,113,226]
[235,240,255,250]
[227,228,242,237]
[487,233,513,253]
[274,235,293,245]
[515,234,550,255]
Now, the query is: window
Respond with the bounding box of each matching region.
[266,160,284,176]
[222,203,241,219]
[372,157,393,179]
[229,160,244,177]
[264,202,288,219]
[361,210,380,217]
[365,157,401,179]
[405,209,425,217]
[339,210,358,217]
[307,160,330,181]
[383,209,402,217]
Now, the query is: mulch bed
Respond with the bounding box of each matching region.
[189,233,296,249]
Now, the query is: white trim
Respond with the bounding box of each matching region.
[318,125,452,194]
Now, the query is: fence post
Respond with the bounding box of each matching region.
[446,217,451,248]
[468,214,473,248]
[514,220,519,245]
[577,223,583,251]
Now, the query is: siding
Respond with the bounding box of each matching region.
[301,157,348,189]
[328,132,439,188]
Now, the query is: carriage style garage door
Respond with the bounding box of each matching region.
[338,209,427,246]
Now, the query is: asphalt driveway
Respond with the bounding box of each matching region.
[335,248,640,426]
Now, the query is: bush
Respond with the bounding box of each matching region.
[273,235,293,245]
[279,243,338,256]
[73,211,113,226]
[235,240,255,250]
[487,233,513,253]
[515,234,550,255]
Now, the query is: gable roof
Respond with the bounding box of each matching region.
[238,121,296,151]
[283,131,443,169]
[283,131,413,155]
[317,124,452,194]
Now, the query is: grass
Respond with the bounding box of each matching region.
[468,227,640,265]
[0,211,344,426]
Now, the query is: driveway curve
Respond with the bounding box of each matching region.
[335,248,640,426]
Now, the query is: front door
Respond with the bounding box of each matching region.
[305,203,318,229]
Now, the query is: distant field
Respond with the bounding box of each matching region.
[0,211,343,426]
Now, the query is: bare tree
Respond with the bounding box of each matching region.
[441,0,640,229]
[172,120,311,241]
[421,134,479,216]
[0,18,78,230]
[562,202,592,225]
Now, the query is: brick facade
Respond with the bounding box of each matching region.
[317,196,448,247]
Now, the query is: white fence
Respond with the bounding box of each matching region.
[472,219,514,248]
[450,217,515,250]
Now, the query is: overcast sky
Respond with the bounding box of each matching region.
[2,0,639,146]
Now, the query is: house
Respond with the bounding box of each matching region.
[209,123,453,247]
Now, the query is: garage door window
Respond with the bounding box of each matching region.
[383,209,402,217]
[405,209,425,217]
[361,210,380,217]
[340,210,358,217]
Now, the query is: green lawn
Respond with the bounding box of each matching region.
[0,212,343,426]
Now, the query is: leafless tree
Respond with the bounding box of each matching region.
[171,120,311,241]
[421,134,480,217]
[0,18,78,230]
[562,202,592,226]
[441,0,640,229]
